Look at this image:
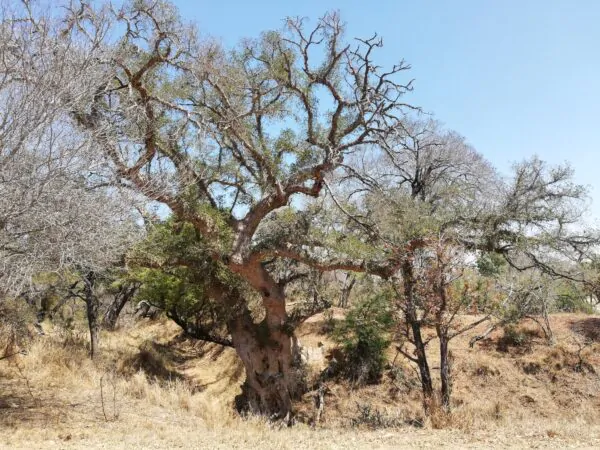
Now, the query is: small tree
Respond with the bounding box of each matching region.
[332,118,599,412]
[333,293,393,385]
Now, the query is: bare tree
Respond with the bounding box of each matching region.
[0,1,142,358]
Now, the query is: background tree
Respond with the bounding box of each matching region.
[0,1,142,357]
[333,117,599,412]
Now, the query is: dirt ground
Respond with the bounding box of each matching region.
[2,313,600,449]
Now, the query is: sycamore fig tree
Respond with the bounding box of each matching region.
[55,0,415,418]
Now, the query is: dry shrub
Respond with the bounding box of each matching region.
[0,298,36,351]
[117,340,181,381]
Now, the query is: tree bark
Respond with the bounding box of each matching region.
[401,259,434,408]
[411,319,434,403]
[102,282,140,330]
[229,306,302,420]
[209,266,303,420]
[437,328,451,410]
[82,271,100,359]
[339,273,356,308]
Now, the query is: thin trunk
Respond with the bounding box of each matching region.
[339,273,356,308]
[437,328,451,410]
[541,299,554,345]
[103,282,139,330]
[83,271,100,359]
[411,319,434,402]
[401,258,433,409]
[435,254,451,410]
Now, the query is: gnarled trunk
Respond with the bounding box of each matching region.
[227,272,303,420]
[209,265,304,420]
[230,313,300,419]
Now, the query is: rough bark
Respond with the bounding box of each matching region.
[82,271,100,359]
[205,269,304,420]
[229,306,302,420]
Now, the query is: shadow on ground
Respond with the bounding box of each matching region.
[569,317,600,342]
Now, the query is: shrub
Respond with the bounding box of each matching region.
[497,324,532,352]
[333,294,393,385]
[350,403,402,429]
[555,294,595,314]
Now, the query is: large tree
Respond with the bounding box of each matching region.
[49,0,415,418]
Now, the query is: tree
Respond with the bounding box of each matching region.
[334,118,598,412]
[0,1,142,358]
[102,276,142,330]
[50,0,415,418]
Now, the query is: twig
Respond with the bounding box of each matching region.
[100,374,108,422]
[13,359,40,407]
[0,350,26,360]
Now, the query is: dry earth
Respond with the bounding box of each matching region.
[2,313,600,449]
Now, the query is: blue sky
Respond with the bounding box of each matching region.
[175,0,600,219]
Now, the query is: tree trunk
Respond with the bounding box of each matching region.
[223,261,305,420]
[401,258,434,411]
[411,319,434,403]
[339,273,356,308]
[437,328,451,410]
[83,271,100,359]
[229,310,302,420]
[103,282,139,330]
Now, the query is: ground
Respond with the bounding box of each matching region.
[1,312,600,449]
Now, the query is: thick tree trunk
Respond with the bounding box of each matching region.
[225,270,303,420]
[103,282,139,330]
[83,271,100,359]
[230,314,299,419]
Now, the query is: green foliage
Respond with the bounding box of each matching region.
[556,297,595,314]
[130,218,246,337]
[554,282,594,314]
[497,324,534,352]
[333,293,393,385]
[477,252,507,277]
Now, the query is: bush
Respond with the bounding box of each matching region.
[555,294,595,314]
[350,403,402,429]
[497,324,533,352]
[333,294,393,385]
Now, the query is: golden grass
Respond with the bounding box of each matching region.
[1,313,600,448]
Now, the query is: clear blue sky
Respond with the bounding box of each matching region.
[175,0,600,220]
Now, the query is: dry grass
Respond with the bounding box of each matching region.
[1,313,600,448]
